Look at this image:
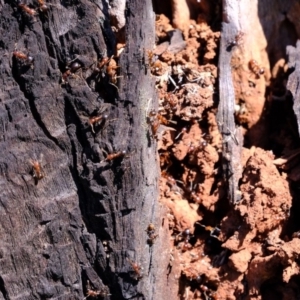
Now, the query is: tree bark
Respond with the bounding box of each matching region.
[0,0,175,299]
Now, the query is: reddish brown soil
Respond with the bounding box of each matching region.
[150,2,300,299]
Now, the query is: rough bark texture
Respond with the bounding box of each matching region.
[287,40,300,135]
[217,0,244,204]
[0,0,174,299]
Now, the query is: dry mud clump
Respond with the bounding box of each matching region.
[151,10,298,300]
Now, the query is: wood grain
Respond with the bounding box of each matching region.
[0,0,174,299]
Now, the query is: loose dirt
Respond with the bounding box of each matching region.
[150,1,300,299]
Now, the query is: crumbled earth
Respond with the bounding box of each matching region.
[151,3,300,299]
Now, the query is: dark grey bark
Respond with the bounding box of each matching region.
[0,0,175,299]
[217,0,243,204]
[287,40,300,135]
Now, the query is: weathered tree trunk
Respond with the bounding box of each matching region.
[0,0,175,299]
[287,41,300,134]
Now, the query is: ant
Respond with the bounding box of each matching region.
[156,112,175,126]
[147,50,163,75]
[106,58,119,85]
[164,93,178,113]
[97,57,111,70]
[146,223,158,245]
[102,150,127,162]
[37,0,48,12]
[147,109,176,138]
[196,222,221,239]
[146,223,155,234]
[147,232,158,245]
[29,157,44,185]
[175,127,187,140]
[148,115,160,137]
[227,31,244,51]
[13,50,34,67]
[175,229,193,251]
[127,258,143,280]
[61,61,82,84]
[88,114,108,134]
[93,56,120,89]
[187,136,209,154]
[161,171,183,194]
[248,59,265,78]
[18,3,37,17]
[159,151,172,171]
[84,281,111,299]
[190,191,200,203]
[200,285,219,300]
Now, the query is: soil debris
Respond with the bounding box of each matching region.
[151,2,299,298]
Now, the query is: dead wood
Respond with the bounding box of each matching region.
[287,41,300,135]
[0,0,174,299]
[217,0,244,204]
